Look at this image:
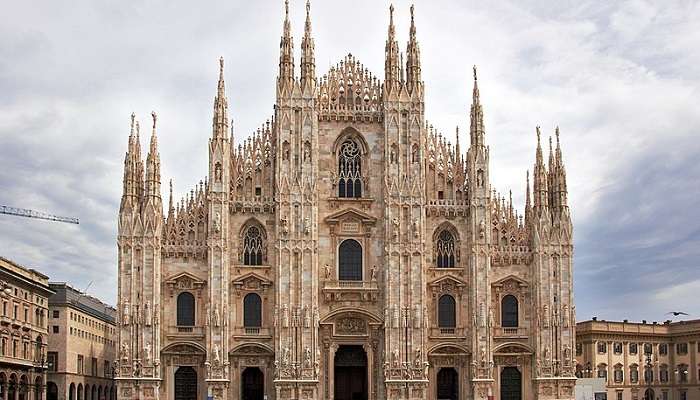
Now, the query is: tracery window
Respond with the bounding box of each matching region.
[242,226,265,266]
[243,293,262,328]
[501,295,519,328]
[338,138,362,198]
[177,292,195,326]
[338,239,362,281]
[438,295,456,328]
[435,230,456,268]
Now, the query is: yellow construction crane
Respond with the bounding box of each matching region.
[0,205,79,225]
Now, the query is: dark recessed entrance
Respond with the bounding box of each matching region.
[437,368,459,400]
[334,345,368,400]
[242,367,265,400]
[174,366,197,400]
[500,366,522,400]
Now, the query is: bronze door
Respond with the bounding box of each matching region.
[174,366,197,400]
[334,345,368,400]
[500,367,521,400]
[242,367,265,400]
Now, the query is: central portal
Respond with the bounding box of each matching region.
[334,345,368,400]
[174,366,198,400]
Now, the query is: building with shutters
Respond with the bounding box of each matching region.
[45,283,117,400]
[0,257,52,400]
[575,319,700,400]
[114,3,576,400]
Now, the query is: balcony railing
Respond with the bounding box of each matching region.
[495,327,528,338]
[429,327,466,338]
[232,327,272,338]
[167,326,204,337]
[324,280,378,290]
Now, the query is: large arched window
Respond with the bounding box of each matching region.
[338,239,362,281]
[242,226,265,266]
[501,295,519,328]
[436,230,456,268]
[338,138,362,198]
[438,295,456,328]
[176,292,195,326]
[243,294,262,328]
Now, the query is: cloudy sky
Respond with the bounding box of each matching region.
[1,0,698,322]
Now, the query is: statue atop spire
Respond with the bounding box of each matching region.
[469,65,485,147]
[278,0,295,88]
[384,3,401,93]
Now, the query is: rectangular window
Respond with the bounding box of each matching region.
[104,360,110,378]
[77,355,84,375]
[255,187,261,196]
[53,310,59,318]
[614,369,623,383]
[438,190,444,199]
[23,308,27,322]
[659,343,668,355]
[13,305,17,319]
[617,392,623,400]
[52,325,59,334]
[680,391,687,400]
[576,343,582,356]
[91,357,97,376]
[630,343,638,354]
[614,342,623,354]
[662,392,668,400]
[644,343,652,354]
[47,351,58,372]
[2,302,6,316]
[598,342,607,354]
[677,343,688,354]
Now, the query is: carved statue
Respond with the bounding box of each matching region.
[383,362,390,379]
[479,220,485,238]
[479,302,486,327]
[413,219,419,238]
[153,308,159,325]
[213,305,221,327]
[423,361,430,379]
[392,217,400,239]
[414,348,422,366]
[273,308,278,327]
[563,305,570,328]
[144,301,152,326]
[273,360,280,379]
[544,346,551,362]
[392,307,399,329]
[543,305,550,328]
[303,306,310,328]
[324,264,332,280]
[282,305,289,328]
[304,347,311,367]
[214,163,222,182]
[489,308,494,328]
[123,300,130,325]
[392,348,400,368]
[303,217,310,234]
[282,347,290,366]
[370,265,377,281]
[313,307,320,328]
[144,342,152,363]
[213,344,221,364]
[205,305,211,326]
[480,346,486,364]
[121,342,129,361]
[281,217,289,235]
[132,360,141,377]
[213,212,221,233]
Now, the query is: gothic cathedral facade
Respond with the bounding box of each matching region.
[115,3,576,400]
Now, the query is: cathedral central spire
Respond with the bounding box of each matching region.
[406,4,422,94]
[470,65,485,147]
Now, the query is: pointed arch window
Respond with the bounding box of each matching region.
[501,295,519,327]
[243,293,262,328]
[338,138,362,198]
[338,239,362,281]
[436,230,456,268]
[438,295,456,328]
[242,225,265,266]
[176,292,195,326]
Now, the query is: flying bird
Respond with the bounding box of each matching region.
[666,311,689,316]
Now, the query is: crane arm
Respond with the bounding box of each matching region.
[0,205,79,225]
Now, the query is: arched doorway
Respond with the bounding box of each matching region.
[437,368,458,400]
[334,345,367,400]
[69,383,76,400]
[47,382,58,400]
[644,388,655,400]
[174,366,198,400]
[500,367,522,400]
[241,367,264,400]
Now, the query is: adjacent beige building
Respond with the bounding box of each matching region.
[575,319,700,400]
[115,3,575,400]
[46,283,116,400]
[0,257,53,400]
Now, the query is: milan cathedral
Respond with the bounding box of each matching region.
[115,2,576,400]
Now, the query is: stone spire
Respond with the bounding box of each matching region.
[213,57,229,139]
[120,113,142,211]
[525,170,531,225]
[384,4,401,92]
[405,4,422,94]
[553,127,568,209]
[167,179,174,218]
[533,126,548,211]
[145,111,161,201]
[470,65,485,147]
[300,0,315,89]
[278,0,295,87]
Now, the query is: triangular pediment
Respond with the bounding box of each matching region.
[324,207,377,225]
[492,275,528,289]
[164,272,206,292]
[428,275,466,293]
[231,272,273,290]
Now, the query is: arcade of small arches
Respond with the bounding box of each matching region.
[0,372,44,400]
[50,382,115,400]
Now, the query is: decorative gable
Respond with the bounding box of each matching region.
[428,275,466,298]
[164,272,206,297]
[231,272,273,295]
[324,207,377,236]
